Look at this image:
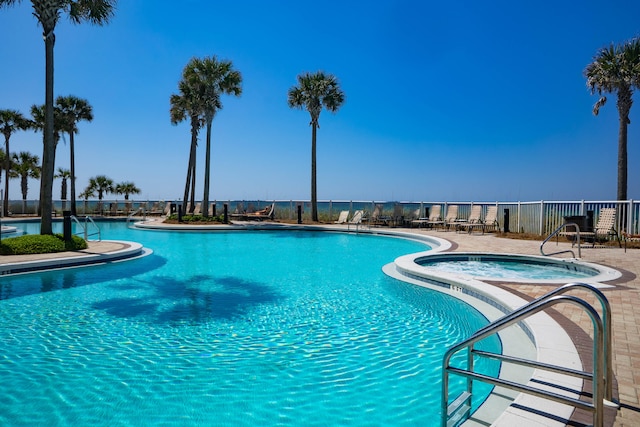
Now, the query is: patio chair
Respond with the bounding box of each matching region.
[192,202,202,215]
[455,205,482,233]
[458,205,498,234]
[347,210,364,231]
[334,210,349,224]
[579,208,621,248]
[411,205,441,228]
[440,205,460,231]
[622,231,640,252]
[243,203,275,221]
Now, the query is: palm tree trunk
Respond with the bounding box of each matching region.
[189,161,196,213]
[311,123,318,222]
[617,93,631,201]
[3,135,9,216]
[202,122,213,211]
[39,30,55,234]
[182,144,194,212]
[70,131,77,215]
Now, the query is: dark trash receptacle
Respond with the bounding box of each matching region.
[564,215,590,233]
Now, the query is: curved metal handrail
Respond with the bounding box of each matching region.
[441,282,614,427]
[540,222,581,258]
[70,215,101,241]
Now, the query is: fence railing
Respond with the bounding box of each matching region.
[4,199,640,236]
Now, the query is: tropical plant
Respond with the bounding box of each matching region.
[56,95,93,216]
[584,37,640,201]
[0,0,116,235]
[55,167,71,210]
[11,151,41,212]
[86,175,113,201]
[78,186,94,214]
[170,78,204,214]
[180,56,242,212]
[0,109,31,216]
[115,181,141,200]
[287,71,345,221]
[85,175,113,214]
[30,103,64,163]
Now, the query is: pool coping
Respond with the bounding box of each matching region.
[0,240,147,276]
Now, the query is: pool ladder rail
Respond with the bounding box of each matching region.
[540,222,584,258]
[442,283,616,427]
[70,215,101,241]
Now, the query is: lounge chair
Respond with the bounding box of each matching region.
[334,210,349,224]
[440,205,460,231]
[347,210,364,231]
[458,205,498,234]
[455,205,482,233]
[577,208,621,248]
[192,202,202,215]
[622,231,640,252]
[412,205,442,228]
[368,204,388,227]
[233,203,275,221]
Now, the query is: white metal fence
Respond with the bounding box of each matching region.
[4,199,640,236]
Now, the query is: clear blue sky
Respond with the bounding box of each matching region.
[1,0,640,202]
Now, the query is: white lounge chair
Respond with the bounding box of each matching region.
[347,210,364,231]
[455,205,482,233]
[334,210,349,224]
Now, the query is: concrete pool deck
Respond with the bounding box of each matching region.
[1,220,638,426]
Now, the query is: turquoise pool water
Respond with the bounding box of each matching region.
[0,222,500,426]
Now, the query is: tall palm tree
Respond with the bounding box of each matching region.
[0,109,31,216]
[31,103,64,165]
[55,167,71,209]
[182,56,242,212]
[56,95,93,216]
[11,151,41,213]
[288,71,345,221]
[115,181,140,200]
[85,175,113,214]
[170,78,204,214]
[584,37,640,201]
[0,0,116,235]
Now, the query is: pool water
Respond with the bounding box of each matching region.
[420,258,596,280]
[0,222,500,426]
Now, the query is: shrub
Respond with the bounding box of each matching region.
[165,214,225,224]
[0,234,88,255]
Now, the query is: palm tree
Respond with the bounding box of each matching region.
[31,103,64,165]
[170,78,204,214]
[584,37,640,201]
[0,0,116,235]
[182,56,242,212]
[55,167,71,210]
[56,95,93,216]
[86,175,113,214]
[11,151,41,213]
[78,187,94,215]
[0,109,31,216]
[115,181,141,200]
[288,71,345,221]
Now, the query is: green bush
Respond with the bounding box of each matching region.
[166,214,225,223]
[0,234,88,255]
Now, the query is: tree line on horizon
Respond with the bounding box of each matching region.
[1,0,639,233]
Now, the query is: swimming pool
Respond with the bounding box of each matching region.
[397,252,621,284]
[0,221,500,426]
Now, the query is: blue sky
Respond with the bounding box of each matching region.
[1,0,640,202]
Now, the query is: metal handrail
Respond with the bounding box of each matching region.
[70,215,101,241]
[441,282,614,427]
[126,207,145,226]
[540,222,581,258]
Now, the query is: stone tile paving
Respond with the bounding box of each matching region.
[407,228,640,426]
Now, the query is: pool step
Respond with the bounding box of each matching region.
[446,391,471,427]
